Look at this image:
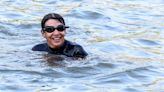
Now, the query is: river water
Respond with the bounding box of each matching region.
[0,0,164,92]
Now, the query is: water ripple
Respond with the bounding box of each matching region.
[0,0,164,92]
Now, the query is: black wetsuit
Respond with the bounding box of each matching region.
[32,40,88,58]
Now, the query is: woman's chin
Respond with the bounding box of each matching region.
[50,42,63,48]
[48,38,64,48]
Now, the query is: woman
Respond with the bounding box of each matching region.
[32,13,88,58]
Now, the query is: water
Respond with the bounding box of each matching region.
[0,0,164,92]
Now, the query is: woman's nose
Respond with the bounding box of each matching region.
[52,29,60,34]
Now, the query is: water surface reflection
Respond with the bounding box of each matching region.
[0,0,164,92]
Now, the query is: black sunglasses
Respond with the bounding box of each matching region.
[43,25,69,33]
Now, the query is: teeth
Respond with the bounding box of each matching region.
[52,36,61,40]
[54,38,60,40]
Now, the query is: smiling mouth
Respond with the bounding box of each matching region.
[51,36,62,42]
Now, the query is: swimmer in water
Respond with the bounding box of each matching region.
[32,13,88,58]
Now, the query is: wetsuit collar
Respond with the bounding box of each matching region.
[48,40,67,54]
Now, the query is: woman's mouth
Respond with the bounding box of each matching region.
[51,36,62,42]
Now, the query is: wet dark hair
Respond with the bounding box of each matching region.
[41,13,65,28]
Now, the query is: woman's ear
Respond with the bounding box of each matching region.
[41,30,46,38]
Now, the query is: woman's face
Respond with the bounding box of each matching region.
[42,19,66,49]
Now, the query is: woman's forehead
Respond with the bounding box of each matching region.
[45,19,63,26]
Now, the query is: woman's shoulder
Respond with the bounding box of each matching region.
[65,40,88,57]
[65,40,82,47]
[32,43,48,51]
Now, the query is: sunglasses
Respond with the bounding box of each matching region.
[43,25,69,33]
